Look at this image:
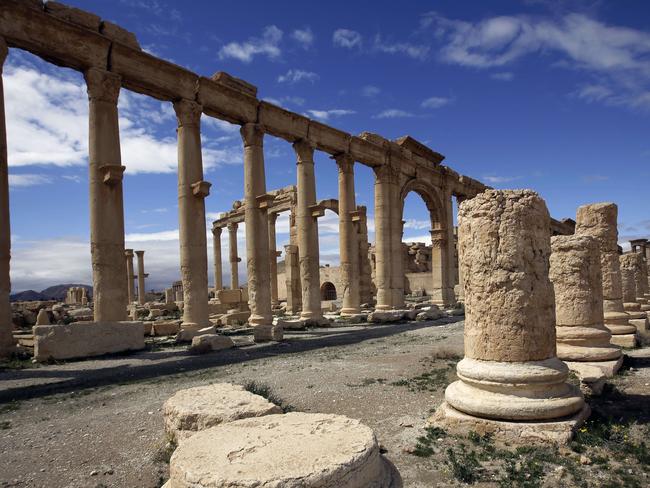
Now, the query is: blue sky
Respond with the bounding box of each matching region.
[6,0,650,292]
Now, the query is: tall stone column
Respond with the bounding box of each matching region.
[575,203,637,348]
[85,68,127,323]
[268,212,280,307]
[0,39,15,357]
[373,164,395,310]
[135,250,146,305]
[391,209,405,309]
[174,99,211,332]
[294,140,323,322]
[124,249,136,303]
[212,227,223,292]
[228,223,239,289]
[357,208,374,306]
[549,235,621,367]
[241,124,277,341]
[336,154,360,315]
[433,190,585,440]
[632,252,650,307]
[620,253,649,330]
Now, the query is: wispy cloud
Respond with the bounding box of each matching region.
[374,109,415,119]
[8,174,52,187]
[482,175,520,184]
[277,69,319,84]
[263,96,306,108]
[421,96,453,109]
[333,29,362,49]
[218,25,283,63]
[292,28,314,49]
[306,109,356,121]
[362,85,381,97]
[491,72,514,81]
[403,219,431,230]
[582,174,609,183]
[373,35,429,60]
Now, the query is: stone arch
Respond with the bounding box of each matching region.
[320,281,337,301]
[399,179,445,231]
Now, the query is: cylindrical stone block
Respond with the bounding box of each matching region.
[549,235,620,362]
[373,165,394,310]
[337,155,361,315]
[136,250,146,306]
[212,227,223,292]
[445,190,584,421]
[228,223,239,290]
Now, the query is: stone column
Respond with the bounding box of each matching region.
[173,99,211,332]
[135,250,146,305]
[357,207,374,306]
[85,68,127,323]
[124,249,136,303]
[227,223,239,289]
[0,38,14,357]
[549,235,621,366]
[391,209,405,309]
[620,253,649,330]
[294,140,323,322]
[212,227,223,292]
[335,154,360,315]
[268,213,280,308]
[373,164,394,310]
[632,252,650,307]
[575,203,637,347]
[165,288,174,305]
[434,190,585,436]
[241,124,277,341]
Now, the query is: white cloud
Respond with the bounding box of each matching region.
[482,175,520,184]
[362,85,381,97]
[374,109,414,119]
[292,28,314,48]
[333,29,362,49]
[373,35,429,60]
[403,234,432,245]
[491,71,514,81]
[277,69,319,84]
[403,219,431,230]
[218,25,283,63]
[421,96,452,109]
[306,109,356,121]
[8,174,52,187]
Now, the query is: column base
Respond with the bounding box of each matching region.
[565,357,624,396]
[604,311,637,335]
[253,324,283,342]
[340,307,362,316]
[609,333,637,348]
[299,311,324,321]
[556,325,620,362]
[429,402,590,445]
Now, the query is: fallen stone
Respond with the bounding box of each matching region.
[68,307,93,318]
[151,320,181,336]
[368,310,406,323]
[416,308,445,321]
[35,309,50,325]
[176,325,216,343]
[189,334,235,354]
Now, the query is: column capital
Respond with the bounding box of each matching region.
[373,161,400,183]
[173,99,202,127]
[268,212,278,224]
[0,37,8,71]
[84,68,121,104]
[124,249,134,257]
[212,226,223,237]
[135,250,145,257]
[334,153,355,173]
[430,229,447,248]
[227,222,238,232]
[293,139,314,163]
[240,123,264,147]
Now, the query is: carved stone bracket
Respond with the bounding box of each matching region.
[191,180,211,198]
[350,210,362,222]
[100,165,126,186]
[256,193,275,209]
[310,204,325,218]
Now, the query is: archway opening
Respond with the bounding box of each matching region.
[320,281,337,301]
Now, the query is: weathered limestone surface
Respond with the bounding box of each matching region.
[167,413,401,488]
[211,227,223,292]
[163,383,282,443]
[189,334,235,354]
[337,155,361,315]
[35,308,50,325]
[227,222,239,289]
[373,163,397,310]
[135,250,146,305]
[549,235,621,363]
[124,249,135,303]
[575,203,637,346]
[435,190,585,441]
[33,321,144,361]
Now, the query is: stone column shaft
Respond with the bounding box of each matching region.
[241,124,275,340]
[373,164,394,310]
[0,39,14,357]
[268,213,280,307]
[85,68,127,322]
[135,250,146,305]
[174,99,211,330]
[228,223,239,289]
[125,249,135,303]
[212,227,223,292]
[294,140,322,321]
[336,155,360,315]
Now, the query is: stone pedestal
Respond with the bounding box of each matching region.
[227,223,239,290]
[212,227,223,292]
[135,250,146,305]
[85,68,127,322]
[0,39,15,357]
[174,99,211,332]
[124,249,136,304]
[575,203,637,347]
[432,190,586,443]
[336,155,361,315]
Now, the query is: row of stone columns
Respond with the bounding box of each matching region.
[124,249,147,305]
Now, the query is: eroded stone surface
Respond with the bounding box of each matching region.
[189,334,235,354]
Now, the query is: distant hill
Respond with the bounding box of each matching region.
[10,284,93,302]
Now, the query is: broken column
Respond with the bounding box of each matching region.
[336,154,361,316]
[620,253,649,331]
[212,227,223,293]
[165,288,174,305]
[575,203,637,348]
[241,124,278,341]
[136,250,146,305]
[85,67,127,322]
[549,235,621,381]
[433,190,586,443]
[0,38,12,358]
[174,99,211,333]
[125,249,135,304]
[294,140,324,323]
[227,222,239,290]
[268,212,280,308]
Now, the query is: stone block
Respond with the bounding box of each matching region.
[368,310,405,323]
[44,1,101,31]
[308,120,351,154]
[198,76,258,125]
[217,288,242,305]
[163,383,282,443]
[100,21,140,48]
[218,311,250,326]
[258,101,309,141]
[349,135,386,167]
[151,320,181,336]
[211,72,257,97]
[416,307,445,321]
[189,334,235,354]
[33,321,144,362]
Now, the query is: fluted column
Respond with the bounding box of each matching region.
[212,227,223,292]
[124,249,135,303]
[373,163,395,310]
[336,154,360,315]
[174,99,211,330]
[85,68,127,322]
[241,123,275,340]
[268,212,280,307]
[294,140,323,321]
[135,250,146,305]
[0,39,14,357]
[228,223,239,289]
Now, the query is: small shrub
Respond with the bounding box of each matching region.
[243,380,294,413]
[446,445,481,484]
